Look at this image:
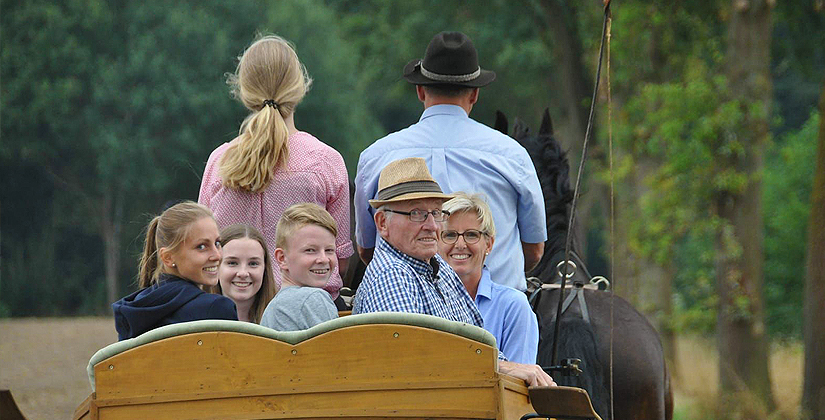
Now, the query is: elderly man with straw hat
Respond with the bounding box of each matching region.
[353,158,555,387]
[354,31,546,294]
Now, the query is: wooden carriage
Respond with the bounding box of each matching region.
[73,313,599,420]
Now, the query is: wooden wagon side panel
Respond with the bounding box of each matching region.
[91,323,501,419]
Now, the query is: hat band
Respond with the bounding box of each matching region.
[420,62,481,83]
[376,180,444,201]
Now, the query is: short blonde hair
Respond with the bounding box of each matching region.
[220,35,313,193]
[441,192,496,237]
[275,203,338,249]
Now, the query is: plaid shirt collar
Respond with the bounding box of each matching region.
[376,236,441,280]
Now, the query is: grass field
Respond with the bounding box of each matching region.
[0,318,803,420]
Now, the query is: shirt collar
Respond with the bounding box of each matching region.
[420,104,469,122]
[377,237,439,279]
[475,266,493,301]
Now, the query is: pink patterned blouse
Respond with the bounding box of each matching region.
[198,131,353,300]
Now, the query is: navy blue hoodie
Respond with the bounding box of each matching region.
[113,274,237,341]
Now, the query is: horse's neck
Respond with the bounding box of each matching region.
[546,247,593,285]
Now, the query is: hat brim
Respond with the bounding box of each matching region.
[402,59,496,87]
[369,191,455,209]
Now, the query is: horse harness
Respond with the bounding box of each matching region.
[528,256,610,326]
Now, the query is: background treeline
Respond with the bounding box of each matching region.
[1,0,822,354]
[3,0,825,416]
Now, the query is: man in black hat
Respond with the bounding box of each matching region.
[354,31,547,293]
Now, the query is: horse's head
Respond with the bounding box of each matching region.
[495,109,586,284]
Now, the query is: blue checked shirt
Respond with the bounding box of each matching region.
[352,237,484,328]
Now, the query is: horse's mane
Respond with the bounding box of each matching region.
[495,110,576,282]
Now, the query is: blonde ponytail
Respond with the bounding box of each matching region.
[138,216,162,288]
[220,35,312,193]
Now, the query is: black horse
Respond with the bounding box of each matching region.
[496,109,673,420]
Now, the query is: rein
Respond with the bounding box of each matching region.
[549,0,613,368]
[545,3,613,415]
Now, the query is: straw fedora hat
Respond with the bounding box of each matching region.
[403,31,496,88]
[369,158,454,208]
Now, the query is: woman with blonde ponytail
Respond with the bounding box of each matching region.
[112,201,237,341]
[199,35,353,307]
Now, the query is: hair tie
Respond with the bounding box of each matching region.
[262,99,278,109]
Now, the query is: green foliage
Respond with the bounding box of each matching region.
[763,111,819,338]
[0,0,383,315]
[620,60,749,265]
[672,228,718,334]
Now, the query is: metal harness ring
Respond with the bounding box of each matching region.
[556,260,577,280]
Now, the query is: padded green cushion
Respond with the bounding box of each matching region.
[88,312,496,390]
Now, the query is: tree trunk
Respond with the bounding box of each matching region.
[802,78,825,420]
[716,0,775,413]
[101,189,122,307]
[530,0,594,255]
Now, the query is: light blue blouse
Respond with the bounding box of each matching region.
[475,267,539,364]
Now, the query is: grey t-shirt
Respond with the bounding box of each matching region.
[260,286,338,331]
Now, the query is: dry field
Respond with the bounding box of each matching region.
[0,317,117,420]
[672,335,804,419]
[0,318,804,420]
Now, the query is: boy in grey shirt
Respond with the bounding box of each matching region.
[261,203,339,331]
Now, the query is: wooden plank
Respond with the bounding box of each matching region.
[92,379,497,408]
[94,324,497,400]
[95,387,499,420]
[1,389,28,420]
[497,375,533,420]
[71,393,92,420]
[527,386,601,420]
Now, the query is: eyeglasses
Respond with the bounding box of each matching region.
[440,229,487,244]
[383,208,450,222]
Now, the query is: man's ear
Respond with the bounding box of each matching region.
[375,210,389,238]
[416,85,427,103]
[159,247,175,268]
[467,88,479,106]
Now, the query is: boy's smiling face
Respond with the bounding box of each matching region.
[275,224,337,288]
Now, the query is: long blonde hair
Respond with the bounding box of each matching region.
[211,224,277,324]
[138,202,215,288]
[220,35,312,193]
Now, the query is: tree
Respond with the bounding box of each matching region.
[802,78,825,420]
[715,0,775,412]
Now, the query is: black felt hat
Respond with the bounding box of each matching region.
[403,31,496,87]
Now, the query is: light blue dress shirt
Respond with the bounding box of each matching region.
[475,267,539,364]
[355,104,547,291]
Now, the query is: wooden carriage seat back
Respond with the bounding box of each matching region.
[80,312,510,420]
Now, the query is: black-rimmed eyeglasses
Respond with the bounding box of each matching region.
[383,208,450,222]
[440,229,487,244]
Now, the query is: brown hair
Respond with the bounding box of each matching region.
[210,224,276,324]
[138,201,215,288]
[422,84,476,98]
[219,35,312,193]
[275,203,338,249]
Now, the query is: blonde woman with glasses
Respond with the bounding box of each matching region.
[199,35,353,308]
[439,192,539,364]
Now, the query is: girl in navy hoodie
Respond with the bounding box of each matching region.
[113,201,238,340]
